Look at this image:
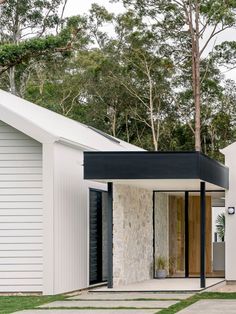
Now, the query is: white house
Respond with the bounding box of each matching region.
[0,89,234,296]
[0,89,142,295]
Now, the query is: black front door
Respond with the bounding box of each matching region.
[89,189,107,285]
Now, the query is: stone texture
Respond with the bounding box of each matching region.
[113,184,153,287]
[154,193,169,273]
[38,300,178,309]
[178,299,236,313]
[16,310,160,314]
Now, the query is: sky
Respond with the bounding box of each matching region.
[64,0,124,16]
[63,0,236,82]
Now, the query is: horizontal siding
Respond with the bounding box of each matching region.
[0,286,42,292]
[0,160,42,168]
[0,121,43,292]
[0,229,42,237]
[0,209,42,215]
[0,249,42,257]
[0,140,41,147]
[0,155,42,161]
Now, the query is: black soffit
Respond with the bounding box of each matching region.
[84,151,229,189]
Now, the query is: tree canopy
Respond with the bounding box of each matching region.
[0,1,236,159]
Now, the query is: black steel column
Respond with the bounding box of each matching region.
[185,191,189,278]
[200,181,206,288]
[107,182,113,288]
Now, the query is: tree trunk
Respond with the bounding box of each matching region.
[194,0,201,152]
[9,0,20,95]
[9,66,17,95]
[188,1,201,152]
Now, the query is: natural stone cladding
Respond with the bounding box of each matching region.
[113,184,153,287]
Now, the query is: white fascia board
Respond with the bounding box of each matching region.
[0,104,57,144]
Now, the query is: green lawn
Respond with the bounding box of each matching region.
[158,292,236,314]
[1,292,236,314]
[0,295,66,314]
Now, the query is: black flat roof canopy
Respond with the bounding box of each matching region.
[84,151,229,190]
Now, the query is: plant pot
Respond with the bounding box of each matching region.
[156,269,167,279]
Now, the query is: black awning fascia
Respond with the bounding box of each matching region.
[84,151,229,189]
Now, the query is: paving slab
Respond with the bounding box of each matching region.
[16,310,160,314]
[95,278,223,292]
[178,299,236,313]
[69,292,193,300]
[38,299,178,309]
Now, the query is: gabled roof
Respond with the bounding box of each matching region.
[220,141,236,155]
[0,89,143,151]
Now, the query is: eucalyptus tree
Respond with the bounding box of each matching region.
[118,0,236,151]
[103,11,177,150]
[0,0,67,95]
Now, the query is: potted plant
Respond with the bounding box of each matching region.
[155,256,167,279]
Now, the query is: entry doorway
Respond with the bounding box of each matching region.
[154,191,225,279]
[89,189,108,285]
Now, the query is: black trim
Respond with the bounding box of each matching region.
[107,182,113,288]
[185,191,189,278]
[200,181,206,288]
[84,152,228,189]
[89,189,103,285]
[153,190,224,193]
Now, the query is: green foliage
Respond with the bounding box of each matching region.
[156,256,167,270]
[0,0,63,42]
[1,2,236,157]
[0,35,69,73]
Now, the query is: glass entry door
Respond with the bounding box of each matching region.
[154,191,225,278]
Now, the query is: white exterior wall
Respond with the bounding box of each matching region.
[52,143,106,294]
[0,121,43,292]
[223,150,236,282]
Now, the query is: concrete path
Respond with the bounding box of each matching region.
[38,299,178,309]
[69,292,193,300]
[16,310,160,314]
[15,291,189,313]
[95,278,222,292]
[178,299,236,313]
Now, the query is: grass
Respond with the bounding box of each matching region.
[1,291,236,313]
[0,294,66,314]
[158,292,236,314]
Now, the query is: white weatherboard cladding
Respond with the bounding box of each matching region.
[53,143,106,294]
[0,121,43,292]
